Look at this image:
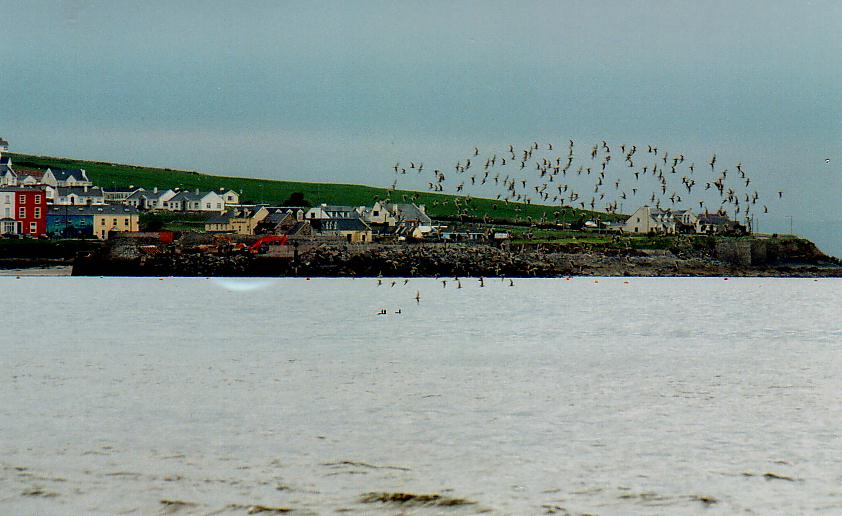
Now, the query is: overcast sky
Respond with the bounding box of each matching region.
[2,1,840,254]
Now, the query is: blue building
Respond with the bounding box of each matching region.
[47,204,141,239]
[47,205,95,238]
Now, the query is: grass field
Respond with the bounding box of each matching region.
[9,152,622,226]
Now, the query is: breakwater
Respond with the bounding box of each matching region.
[72,237,841,277]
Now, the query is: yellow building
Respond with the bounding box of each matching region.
[92,205,141,239]
[205,206,269,235]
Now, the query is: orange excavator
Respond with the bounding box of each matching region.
[248,235,289,254]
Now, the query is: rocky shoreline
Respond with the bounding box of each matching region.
[70,238,842,278]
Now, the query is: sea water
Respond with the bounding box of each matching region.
[1,277,840,514]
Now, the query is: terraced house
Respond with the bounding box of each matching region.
[0,187,47,236]
[205,206,269,235]
[165,190,226,212]
[52,186,106,206]
[125,188,176,210]
[47,205,140,239]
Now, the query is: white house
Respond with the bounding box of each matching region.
[41,168,92,187]
[305,204,364,220]
[125,188,176,210]
[103,187,144,203]
[0,153,17,186]
[672,209,698,232]
[53,186,106,206]
[389,203,432,227]
[219,189,240,205]
[622,206,677,234]
[362,201,399,226]
[17,168,46,185]
[165,190,226,212]
[0,189,18,234]
[696,212,733,234]
[0,166,16,186]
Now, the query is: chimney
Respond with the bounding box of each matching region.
[84,185,88,192]
[153,187,158,194]
[195,188,200,195]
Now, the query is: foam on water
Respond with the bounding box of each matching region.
[1,277,841,514]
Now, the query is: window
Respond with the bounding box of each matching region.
[34,195,42,204]
[101,219,106,225]
[206,203,211,209]
[216,203,222,209]
[34,207,41,218]
[18,207,25,218]
[29,222,37,234]
[373,211,379,216]
[19,195,26,204]
[113,218,118,225]
[125,218,129,225]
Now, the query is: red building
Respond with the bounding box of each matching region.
[0,187,47,236]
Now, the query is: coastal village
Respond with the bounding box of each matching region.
[0,138,747,252]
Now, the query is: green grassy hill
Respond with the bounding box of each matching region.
[9,152,620,226]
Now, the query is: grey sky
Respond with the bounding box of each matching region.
[2,1,841,254]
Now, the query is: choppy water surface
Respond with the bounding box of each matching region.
[1,277,841,515]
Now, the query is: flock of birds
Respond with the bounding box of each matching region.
[375,138,795,312]
[386,139,787,228]
[374,275,515,315]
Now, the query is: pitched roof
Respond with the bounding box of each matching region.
[47,168,88,181]
[127,189,171,200]
[263,206,304,213]
[103,187,143,193]
[48,205,140,216]
[648,206,671,217]
[206,211,235,224]
[698,213,730,224]
[393,203,431,223]
[323,218,371,231]
[206,206,264,224]
[15,167,46,179]
[287,221,311,235]
[264,209,294,225]
[0,186,46,193]
[169,190,219,202]
[56,186,105,196]
[312,204,359,217]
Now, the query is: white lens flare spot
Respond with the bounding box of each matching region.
[210,278,276,292]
